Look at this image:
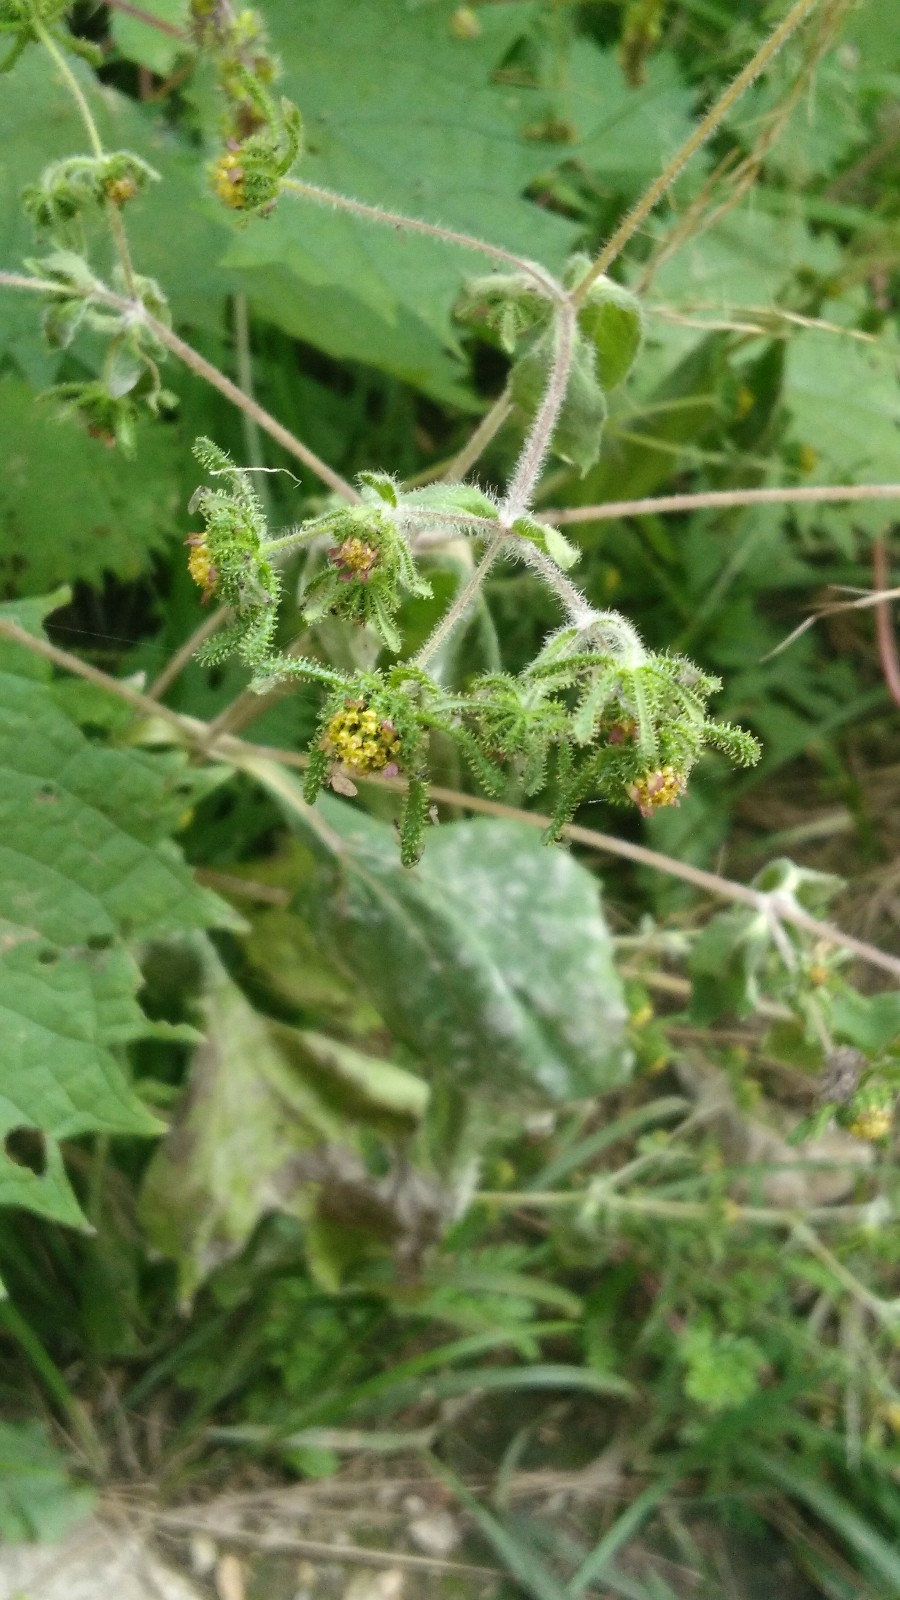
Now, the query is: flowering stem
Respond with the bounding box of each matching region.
[412,533,507,670]
[280,178,564,303]
[573,0,822,301]
[32,12,103,158]
[2,613,896,981]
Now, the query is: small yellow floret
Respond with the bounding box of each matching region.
[105,176,139,206]
[211,151,247,209]
[627,765,687,818]
[186,537,216,596]
[847,1106,892,1142]
[323,702,401,777]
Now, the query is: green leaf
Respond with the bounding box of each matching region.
[0,597,235,1227]
[742,1448,900,1591]
[0,1419,95,1543]
[404,483,499,520]
[512,514,580,571]
[110,0,190,78]
[577,274,645,391]
[140,945,352,1300]
[249,762,630,1102]
[0,374,183,593]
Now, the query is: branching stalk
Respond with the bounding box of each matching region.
[0,273,360,504]
[573,0,822,300]
[502,302,577,520]
[412,533,508,669]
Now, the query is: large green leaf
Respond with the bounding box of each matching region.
[0,597,235,1227]
[0,374,183,593]
[140,941,429,1298]
[247,760,630,1101]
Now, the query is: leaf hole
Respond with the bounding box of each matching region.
[86,933,113,952]
[37,948,59,966]
[4,1128,47,1177]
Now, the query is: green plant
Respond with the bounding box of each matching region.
[0,1,899,1593]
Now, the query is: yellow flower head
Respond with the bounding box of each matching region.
[627,765,687,818]
[328,536,380,583]
[210,150,247,210]
[185,535,217,599]
[105,175,139,207]
[847,1105,893,1142]
[323,700,402,777]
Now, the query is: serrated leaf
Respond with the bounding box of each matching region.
[247,762,630,1102]
[0,598,235,1227]
[0,373,182,594]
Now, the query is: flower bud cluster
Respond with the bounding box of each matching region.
[191,1,302,215]
[23,153,159,233]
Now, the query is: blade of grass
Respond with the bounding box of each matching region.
[742,1447,900,1589]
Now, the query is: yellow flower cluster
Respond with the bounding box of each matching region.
[329,536,379,582]
[323,702,402,776]
[105,175,139,207]
[627,765,687,817]
[185,536,216,598]
[847,1105,892,1142]
[210,151,247,209]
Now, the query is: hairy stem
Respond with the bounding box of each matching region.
[32,12,103,157]
[281,178,563,302]
[502,303,577,520]
[541,483,900,524]
[412,533,507,670]
[142,311,361,502]
[515,542,594,624]
[573,0,821,300]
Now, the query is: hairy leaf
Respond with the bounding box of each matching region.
[0,596,235,1227]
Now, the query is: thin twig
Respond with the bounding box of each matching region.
[155,1516,500,1579]
[142,311,360,502]
[573,0,822,298]
[106,0,189,40]
[412,533,508,668]
[223,741,900,984]
[541,483,900,525]
[147,606,228,700]
[281,178,563,302]
[872,537,900,709]
[440,388,513,483]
